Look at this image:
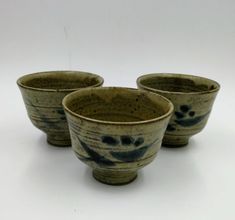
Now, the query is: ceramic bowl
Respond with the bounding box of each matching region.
[17,71,104,146]
[137,73,220,147]
[63,87,173,185]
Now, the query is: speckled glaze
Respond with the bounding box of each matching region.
[137,73,220,147]
[63,87,173,185]
[17,71,104,147]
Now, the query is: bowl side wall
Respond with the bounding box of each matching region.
[18,87,71,136]
[65,110,172,171]
[138,86,219,137]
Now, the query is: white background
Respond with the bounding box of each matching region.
[0,0,235,219]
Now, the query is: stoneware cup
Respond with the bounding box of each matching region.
[62,87,173,185]
[17,71,104,147]
[137,73,220,147]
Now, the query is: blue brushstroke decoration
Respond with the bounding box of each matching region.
[189,111,195,117]
[121,136,134,145]
[175,111,184,119]
[101,136,119,146]
[180,105,191,113]
[57,109,65,115]
[78,138,115,166]
[110,137,159,162]
[27,99,61,129]
[167,124,176,131]
[134,137,144,147]
[110,146,149,162]
[175,112,209,127]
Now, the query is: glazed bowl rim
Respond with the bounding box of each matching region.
[62,87,174,126]
[137,73,220,95]
[16,70,104,92]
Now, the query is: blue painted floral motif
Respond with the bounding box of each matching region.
[175,114,209,126]
[77,135,159,165]
[108,137,159,162]
[101,136,119,146]
[101,135,145,147]
[167,105,210,131]
[110,146,149,162]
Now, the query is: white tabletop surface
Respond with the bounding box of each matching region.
[0,1,234,219]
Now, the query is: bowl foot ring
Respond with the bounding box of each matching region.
[93,169,137,185]
[47,134,71,147]
[162,135,189,148]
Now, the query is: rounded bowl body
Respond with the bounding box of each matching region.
[17,70,104,146]
[63,87,173,184]
[137,73,220,147]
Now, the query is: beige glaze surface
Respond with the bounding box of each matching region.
[63,87,173,184]
[137,73,220,147]
[17,71,104,146]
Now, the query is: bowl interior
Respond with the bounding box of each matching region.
[18,71,103,90]
[138,74,220,93]
[64,87,173,123]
